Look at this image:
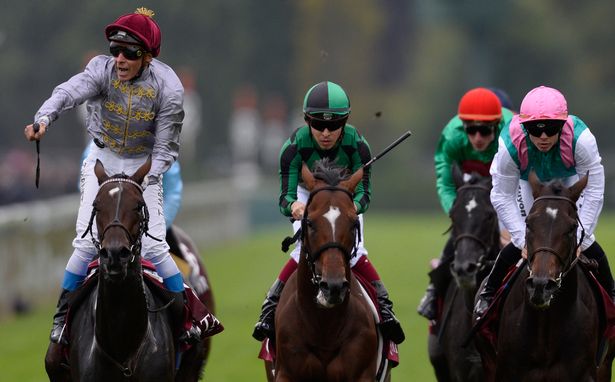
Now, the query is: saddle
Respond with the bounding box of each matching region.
[63,259,204,348]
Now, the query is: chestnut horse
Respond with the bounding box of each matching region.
[272,159,387,382]
[44,158,206,382]
[477,171,615,381]
[429,168,499,382]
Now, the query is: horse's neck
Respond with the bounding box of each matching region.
[96,268,148,353]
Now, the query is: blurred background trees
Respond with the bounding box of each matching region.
[2,0,614,209]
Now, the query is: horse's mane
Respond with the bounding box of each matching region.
[542,180,566,196]
[312,158,350,186]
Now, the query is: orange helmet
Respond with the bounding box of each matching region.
[458,88,502,122]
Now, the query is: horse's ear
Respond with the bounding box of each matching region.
[569,171,589,201]
[132,156,152,184]
[528,170,543,198]
[340,167,364,193]
[94,159,109,184]
[301,162,316,191]
[452,164,464,189]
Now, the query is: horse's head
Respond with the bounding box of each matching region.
[448,166,498,290]
[300,159,363,308]
[525,170,588,308]
[89,158,151,282]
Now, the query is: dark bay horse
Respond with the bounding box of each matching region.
[45,158,204,381]
[429,167,500,382]
[478,171,614,381]
[168,224,216,377]
[272,160,387,382]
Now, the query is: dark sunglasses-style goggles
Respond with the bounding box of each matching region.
[463,121,497,137]
[307,115,347,132]
[109,41,145,60]
[523,119,565,137]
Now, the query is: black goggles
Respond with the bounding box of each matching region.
[463,121,497,137]
[523,120,565,137]
[308,116,347,132]
[109,42,145,60]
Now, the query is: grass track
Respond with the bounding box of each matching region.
[3,212,615,381]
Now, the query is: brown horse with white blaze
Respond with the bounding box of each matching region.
[273,160,385,382]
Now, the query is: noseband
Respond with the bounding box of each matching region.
[526,195,585,285]
[301,186,360,285]
[82,177,160,257]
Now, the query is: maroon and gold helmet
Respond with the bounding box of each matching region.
[105,7,161,57]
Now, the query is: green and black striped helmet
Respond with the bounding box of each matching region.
[303,81,351,122]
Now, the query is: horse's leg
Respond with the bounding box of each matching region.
[264,360,275,382]
[174,342,205,382]
[44,342,71,382]
[597,337,615,382]
[428,333,451,381]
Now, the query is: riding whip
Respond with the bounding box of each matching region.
[362,130,412,169]
[32,122,41,188]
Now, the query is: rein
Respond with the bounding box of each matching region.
[301,185,360,286]
[526,195,586,285]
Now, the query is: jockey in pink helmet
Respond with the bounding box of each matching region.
[474,85,614,318]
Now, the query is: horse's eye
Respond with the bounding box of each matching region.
[99,248,108,259]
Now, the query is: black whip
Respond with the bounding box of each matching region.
[362,130,412,169]
[32,122,41,188]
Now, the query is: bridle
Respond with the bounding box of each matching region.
[451,183,498,271]
[526,195,585,287]
[300,186,360,286]
[82,176,160,258]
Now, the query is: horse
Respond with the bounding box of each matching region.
[428,167,500,382]
[168,224,215,380]
[271,159,388,382]
[477,171,615,381]
[44,158,205,382]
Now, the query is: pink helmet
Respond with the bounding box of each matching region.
[519,86,568,123]
[105,7,161,57]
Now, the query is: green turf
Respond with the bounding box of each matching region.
[3,212,615,381]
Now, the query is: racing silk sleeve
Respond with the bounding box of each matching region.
[34,55,107,125]
[434,127,460,214]
[490,137,526,249]
[162,161,183,229]
[278,134,302,217]
[149,61,184,177]
[574,129,605,250]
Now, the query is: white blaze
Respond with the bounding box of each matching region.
[323,206,341,238]
[109,187,120,197]
[465,197,478,214]
[546,207,558,219]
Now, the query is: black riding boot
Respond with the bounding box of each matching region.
[171,291,203,345]
[474,243,521,318]
[584,242,615,303]
[252,279,285,341]
[50,289,70,344]
[373,280,405,344]
[417,238,455,320]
